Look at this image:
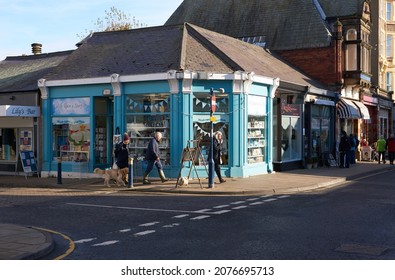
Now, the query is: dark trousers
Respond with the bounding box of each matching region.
[389,151,395,164]
[145,159,163,174]
[340,151,350,168]
[214,160,223,181]
[378,151,386,163]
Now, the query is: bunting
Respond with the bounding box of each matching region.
[194,123,227,136]
[126,96,170,112]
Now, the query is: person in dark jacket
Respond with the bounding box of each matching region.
[386,134,395,165]
[213,131,226,183]
[114,133,130,169]
[143,132,169,184]
[339,130,351,168]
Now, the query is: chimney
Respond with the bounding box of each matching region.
[31,43,42,55]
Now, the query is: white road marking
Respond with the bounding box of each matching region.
[67,203,229,215]
[196,209,212,212]
[74,238,97,244]
[119,229,132,233]
[213,205,229,209]
[261,195,273,198]
[230,201,246,205]
[246,198,260,201]
[263,198,278,202]
[173,214,189,219]
[139,222,160,227]
[134,230,156,236]
[278,195,290,199]
[191,215,211,220]
[92,240,119,246]
[232,206,248,210]
[162,223,180,228]
[249,202,264,205]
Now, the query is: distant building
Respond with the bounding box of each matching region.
[0,46,71,174]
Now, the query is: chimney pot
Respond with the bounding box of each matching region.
[31,43,42,55]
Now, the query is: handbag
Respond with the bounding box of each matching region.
[112,161,118,169]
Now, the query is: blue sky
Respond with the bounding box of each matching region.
[0,0,183,60]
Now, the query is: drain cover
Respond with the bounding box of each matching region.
[335,243,388,256]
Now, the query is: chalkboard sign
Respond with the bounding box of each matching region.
[19,151,38,173]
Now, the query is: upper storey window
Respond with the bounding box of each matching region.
[345,29,357,71]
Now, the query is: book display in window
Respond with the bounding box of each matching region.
[248,116,265,164]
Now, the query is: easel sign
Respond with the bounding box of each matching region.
[19,151,38,176]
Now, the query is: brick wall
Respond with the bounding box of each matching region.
[277,45,340,87]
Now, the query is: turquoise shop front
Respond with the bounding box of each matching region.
[39,72,277,179]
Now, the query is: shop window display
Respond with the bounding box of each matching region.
[126,94,170,166]
[0,128,17,161]
[193,93,229,165]
[52,117,90,162]
[248,95,266,164]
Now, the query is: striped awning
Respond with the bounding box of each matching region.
[353,100,370,120]
[337,98,361,119]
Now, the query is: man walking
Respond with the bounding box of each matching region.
[386,134,395,165]
[376,135,387,164]
[142,132,169,184]
[339,130,351,168]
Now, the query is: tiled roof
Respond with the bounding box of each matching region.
[45,23,327,90]
[166,0,368,50]
[46,25,184,80]
[165,0,332,50]
[0,51,71,92]
[318,0,366,18]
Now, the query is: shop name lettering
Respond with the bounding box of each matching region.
[281,104,300,115]
[10,107,38,116]
[57,103,84,111]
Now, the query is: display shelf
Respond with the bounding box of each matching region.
[247,117,265,164]
[127,114,170,165]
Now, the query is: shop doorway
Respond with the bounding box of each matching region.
[94,97,113,166]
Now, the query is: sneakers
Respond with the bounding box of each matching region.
[219,179,226,183]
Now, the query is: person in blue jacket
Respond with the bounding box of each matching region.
[143,132,169,184]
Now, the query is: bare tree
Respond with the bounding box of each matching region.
[77,6,146,39]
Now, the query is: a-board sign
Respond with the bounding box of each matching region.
[19,151,37,173]
[181,148,198,162]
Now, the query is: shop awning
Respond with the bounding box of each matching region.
[352,100,370,120]
[337,98,361,119]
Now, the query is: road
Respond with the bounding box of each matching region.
[1,168,395,260]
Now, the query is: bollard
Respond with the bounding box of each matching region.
[128,157,134,188]
[57,157,62,184]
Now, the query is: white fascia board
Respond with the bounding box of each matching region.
[45,73,171,87]
[250,75,277,86]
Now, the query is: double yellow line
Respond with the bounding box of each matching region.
[33,227,75,260]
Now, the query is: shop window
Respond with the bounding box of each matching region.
[247,95,266,164]
[126,94,170,166]
[52,117,90,162]
[281,116,302,161]
[0,128,17,161]
[193,92,229,165]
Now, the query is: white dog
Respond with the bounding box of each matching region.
[177,176,189,187]
[94,167,128,187]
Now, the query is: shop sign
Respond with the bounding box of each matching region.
[0,105,40,117]
[281,103,301,116]
[379,98,393,109]
[52,97,90,115]
[363,95,378,105]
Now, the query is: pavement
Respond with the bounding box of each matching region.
[0,160,393,260]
